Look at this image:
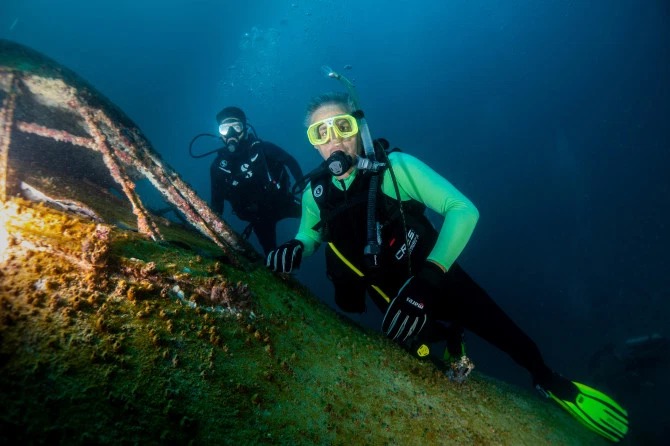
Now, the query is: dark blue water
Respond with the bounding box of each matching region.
[2,1,668,443]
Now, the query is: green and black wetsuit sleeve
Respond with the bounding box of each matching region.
[293,151,479,269]
[294,185,323,256]
[379,151,479,272]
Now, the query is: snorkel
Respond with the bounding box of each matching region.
[321,66,382,169]
[321,65,383,269]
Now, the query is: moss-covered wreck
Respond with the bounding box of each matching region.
[0,39,605,445]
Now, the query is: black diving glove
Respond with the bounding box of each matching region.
[382,261,445,343]
[266,239,304,273]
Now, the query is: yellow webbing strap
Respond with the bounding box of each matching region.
[328,242,431,358]
[327,242,391,303]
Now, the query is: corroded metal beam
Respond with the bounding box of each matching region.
[0,39,249,265]
[0,71,17,203]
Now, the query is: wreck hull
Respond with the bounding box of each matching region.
[0,39,604,445]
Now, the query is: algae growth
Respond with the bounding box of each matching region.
[0,198,607,445]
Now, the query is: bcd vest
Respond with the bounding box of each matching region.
[311,170,438,313]
[216,140,291,220]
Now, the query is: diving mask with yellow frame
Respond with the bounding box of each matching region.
[307,114,359,146]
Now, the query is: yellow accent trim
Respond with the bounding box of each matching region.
[307,114,359,145]
[327,242,391,303]
[371,286,390,303]
[416,344,430,357]
[328,242,364,276]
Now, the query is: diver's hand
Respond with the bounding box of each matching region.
[382,261,445,343]
[266,239,303,273]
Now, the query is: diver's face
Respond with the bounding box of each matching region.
[219,118,245,152]
[309,104,360,167]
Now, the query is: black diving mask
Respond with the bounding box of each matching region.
[219,120,244,153]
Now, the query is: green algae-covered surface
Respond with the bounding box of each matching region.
[0,199,607,445]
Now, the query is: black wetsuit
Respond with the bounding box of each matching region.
[302,155,551,383]
[210,136,303,254]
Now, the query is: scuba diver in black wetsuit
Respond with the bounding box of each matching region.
[265,70,630,443]
[209,106,303,255]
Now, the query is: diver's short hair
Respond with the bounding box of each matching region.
[216,106,246,125]
[304,92,356,126]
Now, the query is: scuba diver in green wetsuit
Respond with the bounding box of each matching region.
[265,75,629,442]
